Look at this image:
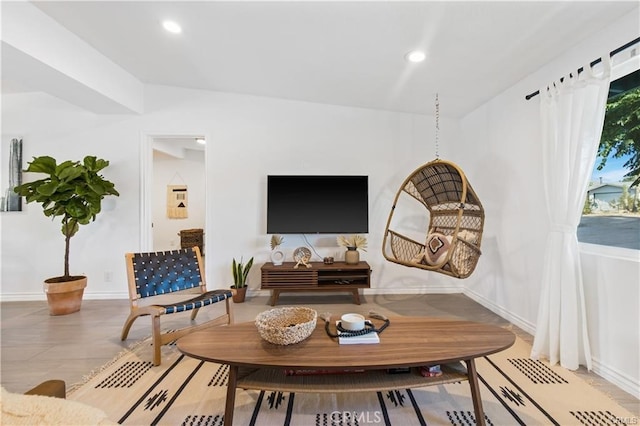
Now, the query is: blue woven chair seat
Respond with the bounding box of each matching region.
[157,289,232,314]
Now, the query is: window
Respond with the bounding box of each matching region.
[578,69,640,250]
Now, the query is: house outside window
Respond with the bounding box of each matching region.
[578,68,639,250]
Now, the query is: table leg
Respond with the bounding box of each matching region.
[224,365,238,426]
[465,358,485,426]
[352,289,361,304]
[270,290,280,306]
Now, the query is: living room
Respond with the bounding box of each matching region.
[1,1,638,420]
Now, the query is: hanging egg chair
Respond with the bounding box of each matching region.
[382,94,484,278]
[382,159,484,278]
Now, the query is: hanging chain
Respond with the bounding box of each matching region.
[435,93,440,159]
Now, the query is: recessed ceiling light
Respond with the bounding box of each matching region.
[406,50,426,63]
[195,138,206,145]
[162,20,182,34]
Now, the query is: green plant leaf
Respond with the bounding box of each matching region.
[61,220,79,238]
[58,164,84,181]
[242,257,254,283]
[232,258,239,287]
[36,181,59,197]
[24,156,56,174]
[84,156,109,172]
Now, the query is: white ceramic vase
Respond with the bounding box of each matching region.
[271,248,285,266]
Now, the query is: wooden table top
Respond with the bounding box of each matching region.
[177,316,515,370]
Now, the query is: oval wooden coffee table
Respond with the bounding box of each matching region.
[177,316,515,426]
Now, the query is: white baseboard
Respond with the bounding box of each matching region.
[0,291,130,302]
[363,286,464,295]
[591,356,640,400]
[463,288,640,401]
[463,287,536,335]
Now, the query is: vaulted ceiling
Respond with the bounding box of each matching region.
[4,1,639,117]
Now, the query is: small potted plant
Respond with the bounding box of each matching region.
[337,235,367,265]
[231,256,254,303]
[14,155,119,315]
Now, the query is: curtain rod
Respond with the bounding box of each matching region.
[525,36,640,100]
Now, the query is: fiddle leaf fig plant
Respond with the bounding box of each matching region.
[14,155,120,280]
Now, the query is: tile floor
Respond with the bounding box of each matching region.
[1,293,638,416]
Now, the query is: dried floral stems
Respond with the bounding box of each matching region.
[337,235,367,251]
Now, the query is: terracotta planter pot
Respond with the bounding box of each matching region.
[230,286,247,303]
[43,276,87,315]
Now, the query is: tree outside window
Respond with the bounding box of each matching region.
[578,69,640,250]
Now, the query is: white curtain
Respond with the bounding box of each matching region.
[531,57,611,370]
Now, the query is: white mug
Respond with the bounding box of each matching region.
[341,313,365,331]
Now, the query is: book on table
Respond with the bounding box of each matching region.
[336,321,380,344]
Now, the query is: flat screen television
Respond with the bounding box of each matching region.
[267,175,369,234]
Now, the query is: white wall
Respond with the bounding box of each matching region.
[459,10,640,398]
[0,85,461,301]
[152,150,205,252]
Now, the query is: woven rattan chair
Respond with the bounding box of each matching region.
[121,247,233,365]
[382,159,484,278]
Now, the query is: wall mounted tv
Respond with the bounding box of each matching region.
[267,175,369,234]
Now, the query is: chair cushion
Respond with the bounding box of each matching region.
[156,289,232,314]
[424,232,452,265]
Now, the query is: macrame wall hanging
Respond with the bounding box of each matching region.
[381,95,485,278]
[167,184,188,219]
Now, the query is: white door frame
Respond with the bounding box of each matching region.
[139,131,208,252]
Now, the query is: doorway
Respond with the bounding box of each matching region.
[140,133,207,252]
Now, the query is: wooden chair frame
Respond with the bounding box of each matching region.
[121,246,233,365]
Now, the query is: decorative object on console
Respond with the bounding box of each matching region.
[269,234,285,266]
[345,247,359,264]
[255,306,317,345]
[13,155,119,315]
[323,256,334,264]
[293,246,312,269]
[231,256,254,303]
[337,234,367,265]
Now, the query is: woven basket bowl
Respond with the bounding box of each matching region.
[255,307,318,345]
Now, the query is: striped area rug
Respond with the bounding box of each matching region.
[68,333,635,425]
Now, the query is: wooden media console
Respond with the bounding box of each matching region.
[260,261,371,305]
